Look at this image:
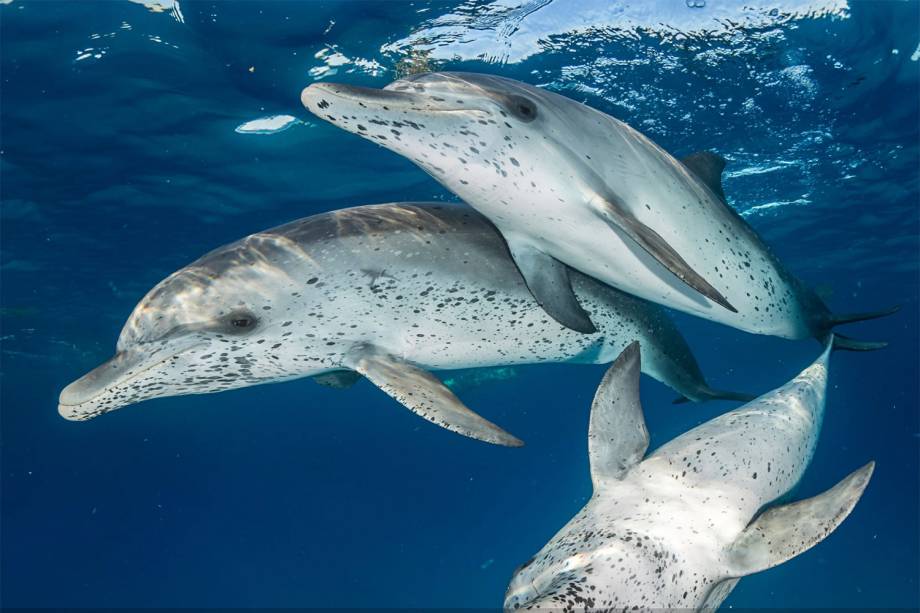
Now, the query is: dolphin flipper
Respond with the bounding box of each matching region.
[727,461,875,576]
[506,238,597,334]
[342,344,524,447]
[313,371,362,389]
[699,578,741,612]
[594,195,737,313]
[588,342,649,489]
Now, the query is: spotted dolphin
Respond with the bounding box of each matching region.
[504,339,873,611]
[58,203,751,445]
[301,73,895,343]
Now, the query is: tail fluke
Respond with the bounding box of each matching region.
[673,388,757,404]
[817,304,898,352]
[831,334,888,352]
[829,305,900,327]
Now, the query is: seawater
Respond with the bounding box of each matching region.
[1,1,917,609]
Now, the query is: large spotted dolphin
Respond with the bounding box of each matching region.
[503,339,874,611]
[58,203,751,446]
[301,73,894,342]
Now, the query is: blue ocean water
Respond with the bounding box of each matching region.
[1,0,917,609]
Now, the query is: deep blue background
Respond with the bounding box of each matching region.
[1,1,917,608]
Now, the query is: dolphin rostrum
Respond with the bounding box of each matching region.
[301,73,895,343]
[504,339,874,610]
[58,203,752,445]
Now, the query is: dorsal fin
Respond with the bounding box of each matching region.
[588,342,649,490]
[681,151,727,202]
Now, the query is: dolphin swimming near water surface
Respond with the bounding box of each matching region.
[301,73,895,342]
[504,339,873,611]
[59,203,751,445]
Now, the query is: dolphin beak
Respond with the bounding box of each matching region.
[300,82,477,116]
[59,336,207,420]
[58,350,148,421]
[302,82,416,108]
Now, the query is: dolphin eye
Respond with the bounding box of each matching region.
[507,95,537,122]
[222,311,259,334]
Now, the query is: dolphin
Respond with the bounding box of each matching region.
[58,203,752,446]
[504,339,874,611]
[301,73,895,343]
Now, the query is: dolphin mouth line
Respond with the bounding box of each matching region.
[303,83,491,116]
[59,341,206,412]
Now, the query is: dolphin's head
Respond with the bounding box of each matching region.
[505,516,685,611]
[58,233,326,421]
[301,72,576,202]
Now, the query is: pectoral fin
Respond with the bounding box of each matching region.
[588,342,649,489]
[727,461,875,576]
[342,344,523,447]
[506,238,597,334]
[699,578,740,612]
[594,195,737,313]
[313,370,362,389]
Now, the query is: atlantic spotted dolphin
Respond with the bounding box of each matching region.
[301,73,895,342]
[504,339,873,611]
[58,203,751,446]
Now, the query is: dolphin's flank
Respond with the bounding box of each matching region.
[302,72,896,346]
[59,203,750,445]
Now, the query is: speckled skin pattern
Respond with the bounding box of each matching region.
[505,343,835,611]
[58,203,729,421]
[301,72,833,339]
